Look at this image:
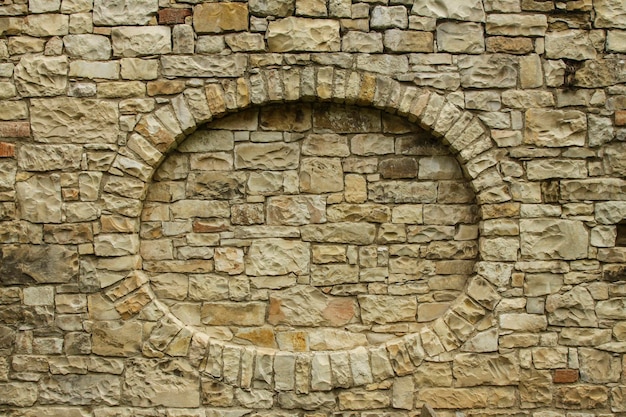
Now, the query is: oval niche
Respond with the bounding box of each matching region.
[140,102,479,352]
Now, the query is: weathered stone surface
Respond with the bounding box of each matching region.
[235,142,300,170]
[300,157,343,193]
[419,387,516,409]
[202,302,266,326]
[268,18,340,52]
[554,385,608,409]
[15,55,67,97]
[301,223,376,244]
[342,31,383,53]
[369,181,437,203]
[161,55,247,78]
[269,286,355,326]
[194,3,248,34]
[16,175,62,223]
[545,30,597,60]
[39,374,121,405]
[250,0,294,17]
[413,0,485,22]
[92,321,142,357]
[31,98,118,143]
[486,14,547,36]
[112,27,171,57]
[0,382,38,406]
[384,29,433,53]
[93,0,158,26]
[358,295,417,324]
[437,22,484,53]
[61,37,109,66]
[520,219,589,260]
[459,55,517,88]
[267,196,326,225]
[574,58,626,88]
[0,244,77,285]
[594,0,626,28]
[246,238,310,276]
[453,353,520,387]
[123,359,199,407]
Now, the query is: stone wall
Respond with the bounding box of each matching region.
[0,0,625,416]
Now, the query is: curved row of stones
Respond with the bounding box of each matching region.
[94,67,508,389]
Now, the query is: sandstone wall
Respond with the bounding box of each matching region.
[0,0,625,416]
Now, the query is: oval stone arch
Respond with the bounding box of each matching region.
[98,67,510,389]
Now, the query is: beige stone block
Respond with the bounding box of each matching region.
[369,181,437,204]
[327,204,390,223]
[92,321,142,357]
[162,55,247,78]
[112,26,171,58]
[249,0,295,17]
[31,98,118,143]
[267,195,326,226]
[607,30,626,52]
[384,29,433,52]
[486,13,547,36]
[268,17,340,52]
[0,100,27,121]
[64,34,111,60]
[302,222,376,244]
[437,22,484,53]
[555,385,609,409]
[311,264,358,286]
[225,32,265,52]
[453,353,520,387]
[312,245,346,264]
[413,0,485,22]
[24,14,68,36]
[351,133,394,155]
[15,55,67,97]
[269,286,355,327]
[520,219,588,260]
[69,60,119,80]
[120,58,158,80]
[358,295,417,324]
[246,238,310,276]
[194,3,248,34]
[302,133,349,156]
[499,313,547,331]
[93,0,157,25]
[201,302,265,326]
[338,389,390,410]
[459,54,517,88]
[235,142,300,170]
[545,30,597,60]
[342,31,383,53]
[123,359,199,407]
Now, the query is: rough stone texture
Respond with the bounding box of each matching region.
[93,0,158,26]
[14,55,68,97]
[112,27,171,57]
[1,2,625,416]
[30,98,119,143]
[267,18,340,52]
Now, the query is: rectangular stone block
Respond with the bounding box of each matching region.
[161,55,247,78]
[268,17,340,52]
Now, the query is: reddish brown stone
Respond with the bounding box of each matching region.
[616,110,626,126]
[147,80,187,96]
[158,8,191,25]
[0,122,30,138]
[0,142,15,158]
[553,369,579,384]
[486,36,534,54]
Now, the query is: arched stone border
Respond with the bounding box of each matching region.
[96,66,514,391]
